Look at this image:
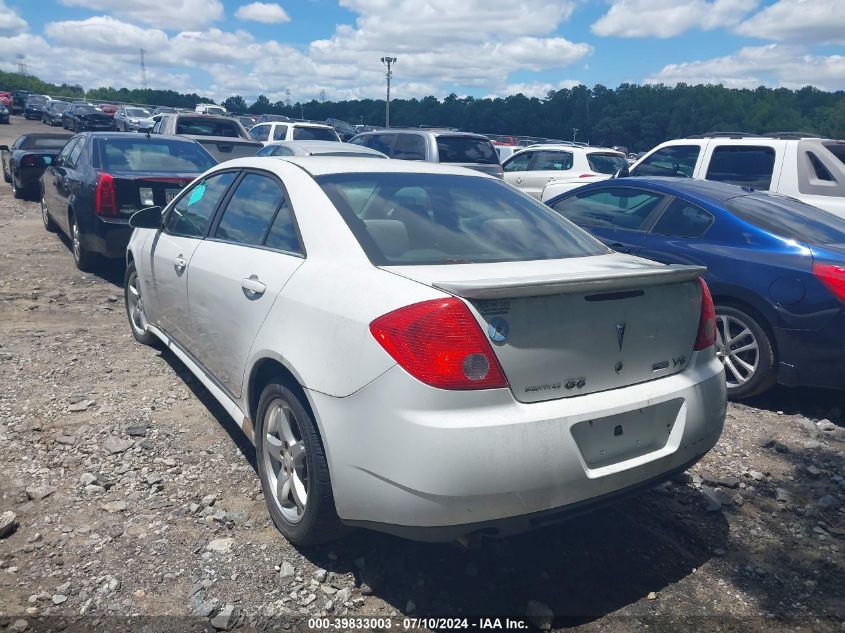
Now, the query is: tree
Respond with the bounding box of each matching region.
[222,95,248,113]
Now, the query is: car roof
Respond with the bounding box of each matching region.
[226,155,493,177]
[264,140,385,156]
[354,129,489,139]
[579,176,757,205]
[83,132,203,144]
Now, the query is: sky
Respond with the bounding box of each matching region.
[1,0,844,104]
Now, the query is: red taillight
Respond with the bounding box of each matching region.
[94,172,117,217]
[814,262,845,303]
[370,298,509,390]
[694,278,717,351]
[21,155,39,167]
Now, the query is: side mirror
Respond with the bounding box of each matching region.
[42,156,53,166]
[0,145,8,151]
[130,206,162,229]
[613,165,630,179]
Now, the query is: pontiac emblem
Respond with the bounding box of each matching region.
[616,322,626,351]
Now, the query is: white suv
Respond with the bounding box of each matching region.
[502,144,629,200]
[629,133,845,218]
[248,121,340,146]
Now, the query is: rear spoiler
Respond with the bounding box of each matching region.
[434,264,706,299]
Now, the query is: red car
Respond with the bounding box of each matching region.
[97,103,118,117]
[0,92,12,108]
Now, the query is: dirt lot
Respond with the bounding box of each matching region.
[0,116,843,633]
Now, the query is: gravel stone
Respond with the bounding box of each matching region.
[0,511,19,538]
[103,437,134,454]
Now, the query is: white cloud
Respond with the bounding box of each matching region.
[58,0,223,30]
[592,0,759,38]
[45,16,169,54]
[736,0,845,45]
[646,44,845,91]
[235,2,290,24]
[0,0,27,36]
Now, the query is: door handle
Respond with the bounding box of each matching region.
[610,242,632,254]
[515,177,523,183]
[241,275,266,297]
[174,256,187,273]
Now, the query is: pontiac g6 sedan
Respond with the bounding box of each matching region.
[125,157,726,545]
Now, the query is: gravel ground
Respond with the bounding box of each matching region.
[0,116,844,633]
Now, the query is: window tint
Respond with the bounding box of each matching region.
[652,199,713,238]
[264,199,301,254]
[551,187,665,231]
[706,145,775,190]
[392,134,426,160]
[726,194,845,245]
[272,125,289,141]
[587,152,629,174]
[435,136,499,164]
[55,137,79,164]
[255,145,276,157]
[348,136,366,146]
[176,117,241,138]
[366,134,396,155]
[292,127,338,141]
[318,173,607,266]
[215,173,285,246]
[21,136,70,150]
[249,125,269,142]
[807,152,835,182]
[632,145,699,178]
[531,151,573,171]
[165,171,237,238]
[66,138,85,169]
[503,151,531,172]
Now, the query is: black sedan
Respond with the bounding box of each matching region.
[40,133,216,270]
[24,95,50,120]
[1,132,72,199]
[62,103,115,132]
[42,100,69,126]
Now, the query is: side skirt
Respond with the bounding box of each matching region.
[147,324,255,444]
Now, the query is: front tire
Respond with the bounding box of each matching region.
[69,211,96,271]
[715,304,777,399]
[255,382,345,546]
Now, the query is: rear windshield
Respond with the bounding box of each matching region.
[293,127,338,141]
[27,96,48,104]
[176,117,241,138]
[318,173,608,265]
[436,136,499,165]
[75,105,98,114]
[726,194,845,245]
[22,136,71,150]
[49,102,68,111]
[587,152,629,174]
[94,138,216,173]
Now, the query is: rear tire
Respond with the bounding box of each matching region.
[11,176,24,199]
[41,190,57,232]
[124,261,157,345]
[715,304,777,399]
[69,211,96,272]
[255,381,346,546]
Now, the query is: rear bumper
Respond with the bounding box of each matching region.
[309,351,726,541]
[80,216,133,258]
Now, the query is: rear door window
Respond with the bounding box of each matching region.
[250,125,270,142]
[631,145,700,178]
[550,187,665,230]
[587,152,629,174]
[292,127,338,141]
[435,136,499,164]
[503,151,532,172]
[705,145,775,189]
[530,151,573,171]
[392,134,426,160]
[272,125,289,141]
[165,171,238,238]
[651,199,714,238]
[365,134,397,156]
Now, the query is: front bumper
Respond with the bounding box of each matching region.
[309,351,726,541]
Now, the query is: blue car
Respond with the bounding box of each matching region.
[546,177,845,398]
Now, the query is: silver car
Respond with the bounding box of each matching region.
[115,106,154,132]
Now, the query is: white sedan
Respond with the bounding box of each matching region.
[125,157,726,544]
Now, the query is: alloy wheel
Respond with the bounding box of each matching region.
[126,270,148,336]
[716,313,760,388]
[262,399,308,523]
[41,195,49,228]
[71,217,81,263]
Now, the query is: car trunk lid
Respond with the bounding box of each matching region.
[107,171,197,216]
[385,255,705,402]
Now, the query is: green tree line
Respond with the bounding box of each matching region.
[5,69,845,151]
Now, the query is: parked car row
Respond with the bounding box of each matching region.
[3,123,843,549]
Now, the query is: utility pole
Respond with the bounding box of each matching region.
[285,88,291,109]
[15,54,28,75]
[140,49,148,90]
[572,128,578,143]
[381,56,397,128]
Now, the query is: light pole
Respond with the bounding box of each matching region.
[572,128,578,143]
[381,56,397,128]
